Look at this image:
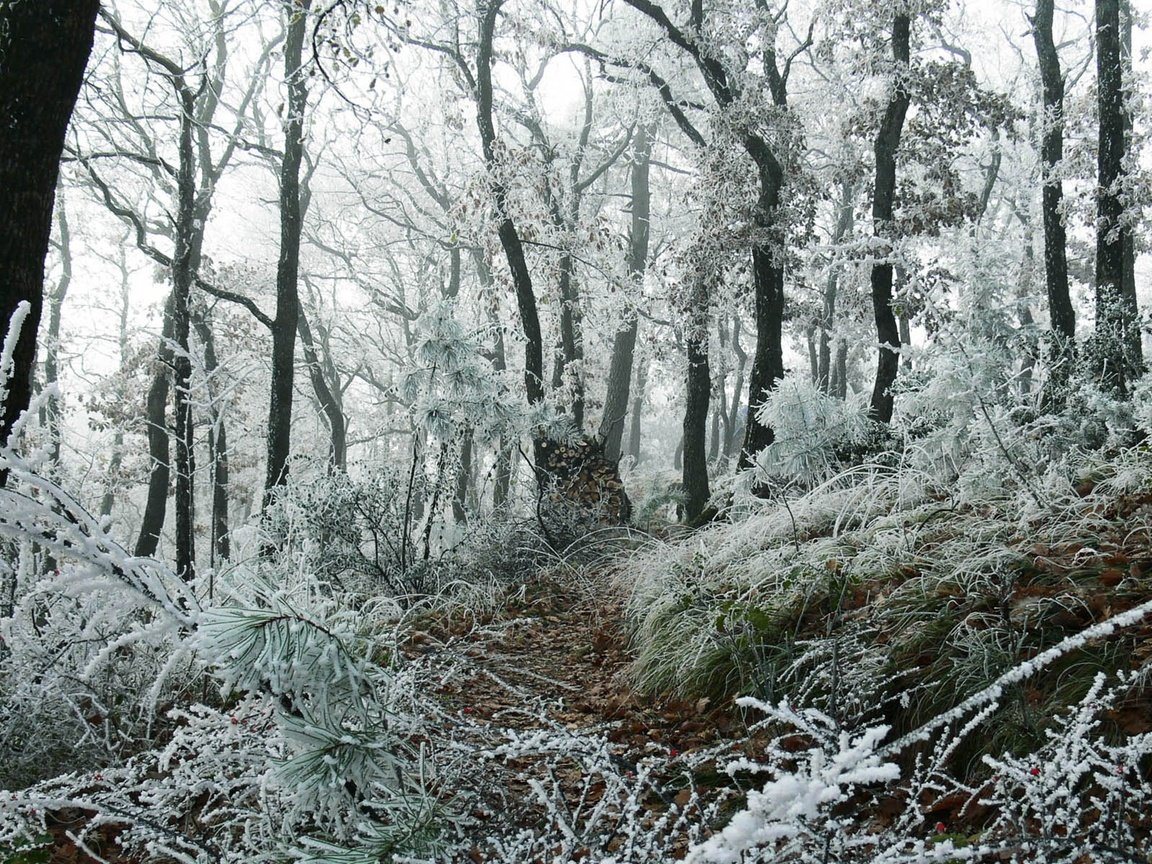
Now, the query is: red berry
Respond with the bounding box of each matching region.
[935,822,947,834]
[1029,767,1041,776]
[669,748,680,757]
[462,706,475,714]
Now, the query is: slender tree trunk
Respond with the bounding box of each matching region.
[725,315,747,457]
[1120,0,1135,320]
[100,257,131,520]
[192,311,230,564]
[627,352,647,464]
[600,123,653,460]
[1092,0,1140,396]
[477,0,544,420]
[172,86,197,582]
[41,198,72,467]
[298,309,347,470]
[264,0,312,504]
[833,340,850,399]
[0,0,98,475]
[818,182,854,393]
[683,280,711,523]
[868,12,912,425]
[708,393,721,463]
[1032,0,1076,404]
[453,429,473,524]
[472,251,513,508]
[556,254,585,427]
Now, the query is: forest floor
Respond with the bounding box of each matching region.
[39,566,751,864]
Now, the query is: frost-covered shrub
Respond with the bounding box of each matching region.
[753,374,871,486]
[260,466,434,597]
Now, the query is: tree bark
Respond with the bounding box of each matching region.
[453,429,473,524]
[627,352,647,464]
[476,0,545,416]
[0,0,98,475]
[683,315,710,523]
[818,182,855,392]
[868,12,912,425]
[1031,0,1076,404]
[620,0,799,470]
[192,310,231,565]
[41,198,73,467]
[736,140,787,467]
[136,301,174,559]
[298,309,347,470]
[264,0,312,504]
[599,123,653,460]
[1092,0,1140,397]
[171,85,197,582]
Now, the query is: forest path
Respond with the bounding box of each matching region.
[403,573,739,758]
[399,570,751,857]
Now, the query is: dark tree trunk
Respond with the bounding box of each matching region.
[600,123,653,461]
[1120,0,1135,318]
[264,0,312,504]
[0,0,98,478]
[868,12,911,425]
[171,86,197,582]
[683,317,711,524]
[1031,0,1076,403]
[1092,0,1140,397]
[135,301,174,559]
[682,271,711,522]
[831,340,849,400]
[556,255,585,427]
[736,145,786,468]
[477,0,545,419]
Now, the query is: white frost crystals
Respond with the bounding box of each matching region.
[686,701,899,864]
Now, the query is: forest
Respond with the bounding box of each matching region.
[0,0,1150,861]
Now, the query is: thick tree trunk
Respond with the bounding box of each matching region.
[0,0,98,475]
[1092,0,1140,397]
[135,303,174,559]
[868,12,911,425]
[1031,0,1076,403]
[556,255,585,427]
[600,123,653,461]
[172,87,197,582]
[737,146,786,468]
[264,0,312,504]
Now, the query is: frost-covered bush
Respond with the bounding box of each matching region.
[753,374,871,486]
[260,465,435,597]
[0,306,442,861]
